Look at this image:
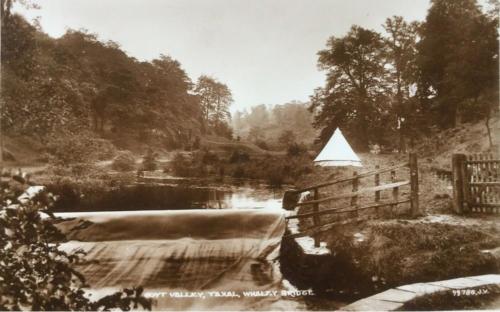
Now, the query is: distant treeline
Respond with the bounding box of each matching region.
[310,0,499,151]
[232,102,317,150]
[1,1,233,151]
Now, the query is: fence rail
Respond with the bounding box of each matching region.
[283,153,419,246]
[452,153,500,214]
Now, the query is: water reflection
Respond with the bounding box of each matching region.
[199,185,283,210]
[52,180,286,212]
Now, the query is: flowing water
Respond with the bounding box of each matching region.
[55,183,343,310]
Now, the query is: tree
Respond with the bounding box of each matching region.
[1,12,206,150]
[417,0,499,128]
[383,16,420,152]
[310,26,389,150]
[278,129,297,147]
[194,75,233,135]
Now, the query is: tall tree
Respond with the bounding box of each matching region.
[417,0,499,128]
[194,75,233,135]
[310,26,389,150]
[383,16,420,152]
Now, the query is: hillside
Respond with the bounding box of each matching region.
[232,102,318,148]
[1,13,235,159]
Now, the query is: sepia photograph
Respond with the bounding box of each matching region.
[0,0,499,311]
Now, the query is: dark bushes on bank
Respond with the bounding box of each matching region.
[112,151,136,172]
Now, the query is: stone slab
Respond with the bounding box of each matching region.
[341,298,403,311]
[397,282,448,295]
[369,288,419,303]
[341,275,500,311]
[467,274,500,285]
[428,277,490,290]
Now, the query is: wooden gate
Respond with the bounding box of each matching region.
[452,153,500,213]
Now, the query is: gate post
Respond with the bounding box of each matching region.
[452,154,467,214]
[409,153,420,217]
[312,188,320,247]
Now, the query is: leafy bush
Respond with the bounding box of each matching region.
[45,132,118,167]
[93,138,118,161]
[112,151,136,172]
[192,136,201,150]
[201,149,219,164]
[266,167,285,187]
[287,142,306,157]
[232,166,246,178]
[170,152,191,176]
[255,139,270,150]
[229,150,250,163]
[0,184,151,311]
[141,148,158,171]
[46,132,97,166]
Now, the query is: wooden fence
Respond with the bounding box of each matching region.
[283,153,420,246]
[452,153,500,213]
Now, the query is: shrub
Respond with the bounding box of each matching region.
[93,138,118,160]
[266,167,285,187]
[46,132,97,166]
[287,142,306,157]
[229,150,250,163]
[112,151,136,172]
[201,149,219,164]
[255,139,270,150]
[192,136,201,150]
[170,152,191,176]
[232,166,246,178]
[141,148,158,171]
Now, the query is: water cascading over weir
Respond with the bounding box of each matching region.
[56,209,301,310]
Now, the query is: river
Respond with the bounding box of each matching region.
[55,181,344,310]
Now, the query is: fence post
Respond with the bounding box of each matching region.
[313,188,320,247]
[409,153,420,217]
[391,167,399,216]
[351,171,359,218]
[282,190,299,210]
[452,154,467,214]
[374,165,380,202]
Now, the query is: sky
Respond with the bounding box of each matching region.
[15,0,430,113]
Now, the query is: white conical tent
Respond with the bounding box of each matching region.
[314,128,362,167]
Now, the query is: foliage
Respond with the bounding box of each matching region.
[1,11,231,149]
[229,150,250,163]
[0,183,152,311]
[45,132,109,176]
[417,0,499,128]
[170,152,192,176]
[287,142,307,157]
[141,148,158,171]
[278,130,297,147]
[383,16,421,152]
[194,75,233,136]
[310,0,498,151]
[111,151,136,172]
[310,26,389,150]
[199,149,219,165]
[232,102,316,148]
[254,139,270,151]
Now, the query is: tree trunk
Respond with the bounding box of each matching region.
[485,112,493,149]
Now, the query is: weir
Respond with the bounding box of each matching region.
[56,209,304,310]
